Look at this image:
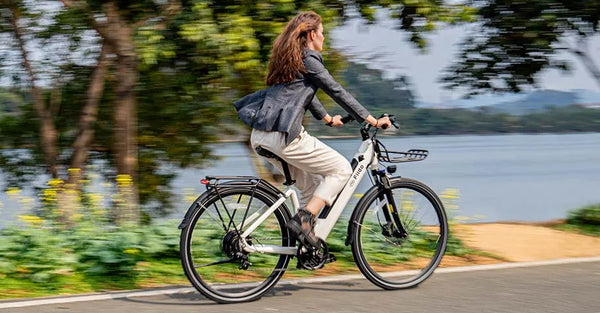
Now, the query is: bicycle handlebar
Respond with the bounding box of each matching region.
[340,114,399,130]
[341,115,355,124]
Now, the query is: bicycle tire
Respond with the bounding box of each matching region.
[180,185,292,303]
[350,177,448,289]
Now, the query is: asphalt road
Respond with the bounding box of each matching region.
[3,261,600,313]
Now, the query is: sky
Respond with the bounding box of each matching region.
[330,13,600,105]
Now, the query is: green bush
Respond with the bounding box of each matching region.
[138,222,181,259]
[0,228,78,287]
[567,204,600,226]
[74,230,144,277]
[0,220,181,286]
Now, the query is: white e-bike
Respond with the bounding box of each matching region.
[179,115,448,303]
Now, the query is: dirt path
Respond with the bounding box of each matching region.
[454,223,600,262]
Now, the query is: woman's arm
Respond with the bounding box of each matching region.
[307,96,346,127]
[307,96,327,120]
[304,52,390,128]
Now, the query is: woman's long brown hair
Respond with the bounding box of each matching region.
[266,11,321,85]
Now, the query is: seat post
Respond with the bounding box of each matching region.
[279,162,295,186]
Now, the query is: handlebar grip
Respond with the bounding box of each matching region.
[341,115,354,124]
[378,113,392,129]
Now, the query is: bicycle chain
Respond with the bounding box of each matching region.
[243,262,331,273]
[238,238,334,273]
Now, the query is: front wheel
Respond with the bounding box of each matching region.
[350,177,448,289]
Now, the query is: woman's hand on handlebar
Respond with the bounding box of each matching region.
[338,114,395,129]
[330,115,345,127]
[372,115,392,129]
[323,114,345,127]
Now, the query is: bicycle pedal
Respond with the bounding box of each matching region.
[239,260,253,270]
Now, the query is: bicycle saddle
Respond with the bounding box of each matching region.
[255,146,295,186]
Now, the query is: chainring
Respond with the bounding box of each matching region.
[296,239,329,270]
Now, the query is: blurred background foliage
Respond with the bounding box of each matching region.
[0,0,598,222]
[0,0,475,222]
[443,0,600,94]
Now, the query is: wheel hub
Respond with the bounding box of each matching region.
[222,230,245,259]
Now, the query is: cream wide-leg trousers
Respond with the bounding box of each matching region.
[250,128,352,210]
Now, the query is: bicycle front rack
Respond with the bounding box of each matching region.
[375,140,428,163]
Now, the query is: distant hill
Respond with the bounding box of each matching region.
[416,89,600,115]
[489,90,578,115]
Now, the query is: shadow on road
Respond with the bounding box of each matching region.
[115,280,383,306]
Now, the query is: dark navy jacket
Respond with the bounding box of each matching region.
[234,49,370,145]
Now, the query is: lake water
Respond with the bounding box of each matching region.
[172,132,600,223]
[2,133,599,224]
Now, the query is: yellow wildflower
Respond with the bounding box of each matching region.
[44,189,57,198]
[48,178,64,187]
[440,188,461,200]
[89,193,103,205]
[6,187,21,197]
[116,174,133,187]
[18,215,45,227]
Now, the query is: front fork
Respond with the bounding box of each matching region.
[376,173,408,239]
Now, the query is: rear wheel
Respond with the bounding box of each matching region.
[351,177,448,289]
[180,186,292,303]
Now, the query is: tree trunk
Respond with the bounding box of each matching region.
[60,0,141,225]
[9,5,59,179]
[62,42,111,229]
[69,42,110,184]
[100,1,140,224]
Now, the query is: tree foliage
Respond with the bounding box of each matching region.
[442,0,600,95]
[0,0,473,219]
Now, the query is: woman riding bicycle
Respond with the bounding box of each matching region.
[235,11,391,249]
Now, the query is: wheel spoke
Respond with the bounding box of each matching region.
[354,220,401,246]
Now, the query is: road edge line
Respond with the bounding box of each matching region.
[2,256,600,309]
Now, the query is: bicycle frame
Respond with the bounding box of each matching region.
[240,137,377,256]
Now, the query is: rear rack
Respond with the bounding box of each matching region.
[202,176,261,189]
[375,140,428,163]
[201,176,284,198]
